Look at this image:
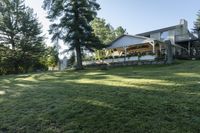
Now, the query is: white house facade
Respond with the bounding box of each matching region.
[83,19,198,66]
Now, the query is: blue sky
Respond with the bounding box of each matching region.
[25,0,200,46]
[97,0,200,34]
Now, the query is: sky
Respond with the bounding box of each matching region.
[25,0,200,47]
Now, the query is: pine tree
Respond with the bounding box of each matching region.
[193,10,200,39]
[0,0,45,74]
[18,8,45,72]
[43,0,101,70]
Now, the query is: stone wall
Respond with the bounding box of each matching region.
[84,60,166,69]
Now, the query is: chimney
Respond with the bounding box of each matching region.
[180,19,188,28]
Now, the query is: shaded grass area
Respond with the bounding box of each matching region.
[1,60,200,132]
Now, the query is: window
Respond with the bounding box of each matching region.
[161,31,169,41]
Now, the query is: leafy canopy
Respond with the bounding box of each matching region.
[91,17,127,45]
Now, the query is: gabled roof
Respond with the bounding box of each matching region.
[136,25,180,36]
[106,34,154,49]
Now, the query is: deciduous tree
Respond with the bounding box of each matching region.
[91,18,115,45]
[91,17,127,46]
[115,26,127,37]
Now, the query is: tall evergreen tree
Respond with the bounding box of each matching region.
[0,0,45,74]
[19,8,45,72]
[193,10,200,39]
[43,0,101,70]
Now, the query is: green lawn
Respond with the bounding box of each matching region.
[1,60,200,133]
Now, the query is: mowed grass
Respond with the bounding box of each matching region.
[1,60,200,133]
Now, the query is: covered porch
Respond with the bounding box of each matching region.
[83,35,186,66]
[103,35,166,63]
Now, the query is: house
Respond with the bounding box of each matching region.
[99,34,182,64]
[105,35,165,61]
[136,19,191,43]
[102,19,193,63]
[136,19,197,55]
[83,19,197,66]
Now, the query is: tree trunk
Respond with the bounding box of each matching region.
[75,45,84,70]
[14,62,19,74]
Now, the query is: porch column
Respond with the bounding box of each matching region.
[152,44,155,53]
[112,50,114,63]
[124,47,127,62]
[159,44,162,52]
[188,41,191,56]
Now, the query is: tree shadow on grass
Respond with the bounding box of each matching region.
[1,60,200,132]
[0,75,200,133]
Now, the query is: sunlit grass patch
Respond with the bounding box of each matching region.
[0,91,6,95]
[175,72,200,78]
[0,60,200,132]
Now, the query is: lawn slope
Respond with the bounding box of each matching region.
[0,60,200,133]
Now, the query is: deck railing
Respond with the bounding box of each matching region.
[175,34,190,42]
[83,55,156,65]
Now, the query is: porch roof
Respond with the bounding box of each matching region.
[106,34,155,49]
